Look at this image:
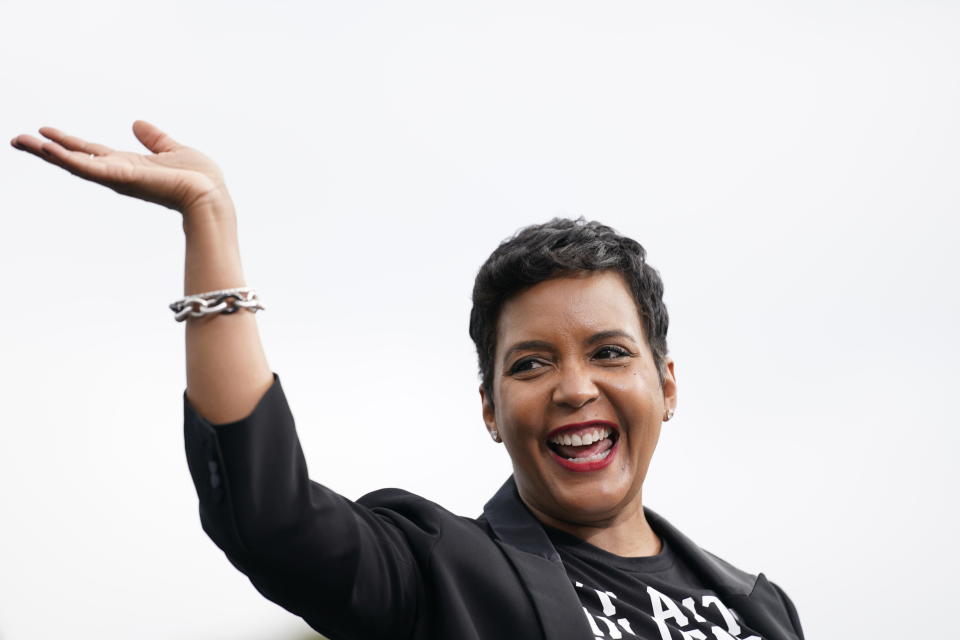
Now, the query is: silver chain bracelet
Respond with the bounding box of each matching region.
[168,287,265,322]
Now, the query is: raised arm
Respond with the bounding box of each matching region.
[179,190,273,424]
[10,121,273,423]
[11,121,426,639]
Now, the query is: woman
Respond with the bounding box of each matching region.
[11,121,804,640]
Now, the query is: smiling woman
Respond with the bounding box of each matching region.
[482,270,674,558]
[470,220,677,560]
[11,123,804,640]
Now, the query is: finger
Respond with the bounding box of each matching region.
[132,119,181,154]
[11,133,50,155]
[12,136,106,180]
[37,126,114,156]
[34,139,117,181]
[13,134,100,162]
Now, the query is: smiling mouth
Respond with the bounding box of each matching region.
[546,423,620,467]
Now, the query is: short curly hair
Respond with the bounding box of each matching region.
[469,217,669,408]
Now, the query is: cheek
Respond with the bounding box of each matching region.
[616,375,661,411]
[626,416,663,475]
[496,383,545,443]
[615,379,664,448]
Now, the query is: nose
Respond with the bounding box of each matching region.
[551,361,600,409]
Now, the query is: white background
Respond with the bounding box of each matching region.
[3,1,958,638]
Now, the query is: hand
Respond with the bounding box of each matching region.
[10,120,231,213]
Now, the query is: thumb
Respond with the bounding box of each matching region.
[132,119,181,154]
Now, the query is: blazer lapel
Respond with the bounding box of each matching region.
[482,476,593,640]
[482,476,800,640]
[645,509,801,640]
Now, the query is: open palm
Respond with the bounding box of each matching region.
[11,120,229,212]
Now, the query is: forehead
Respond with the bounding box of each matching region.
[496,271,644,349]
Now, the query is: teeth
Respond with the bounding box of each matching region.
[550,426,612,446]
[566,448,612,463]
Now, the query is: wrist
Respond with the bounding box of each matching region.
[182,193,237,235]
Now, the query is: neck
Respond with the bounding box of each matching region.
[524,493,662,558]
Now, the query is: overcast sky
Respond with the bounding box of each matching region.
[3,1,958,638]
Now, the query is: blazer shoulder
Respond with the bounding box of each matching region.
[647,507,758,595]
[769,578,805,639]
[700,546,759,585]
[357,486,453,515]
[357,487,487,536]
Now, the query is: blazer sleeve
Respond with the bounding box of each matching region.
[183,372,422,640]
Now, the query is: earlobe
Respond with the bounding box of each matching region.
[479,385,500,443]
[661,358,678,420]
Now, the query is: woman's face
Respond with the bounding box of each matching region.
[481,270,676,528]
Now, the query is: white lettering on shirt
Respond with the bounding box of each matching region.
[702,595,741,636]
[571,581,762,640]
[647,585,691,640]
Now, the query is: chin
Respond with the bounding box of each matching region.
[550,479,634,523]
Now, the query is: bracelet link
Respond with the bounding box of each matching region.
[168,287,265,322]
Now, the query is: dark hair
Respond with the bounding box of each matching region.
[468,217,669,408]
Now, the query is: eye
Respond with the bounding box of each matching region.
[508,358,545,375]
[593,345,631,360]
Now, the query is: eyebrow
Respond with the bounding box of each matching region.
[501,329,639,366]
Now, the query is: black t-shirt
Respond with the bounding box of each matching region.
[544,524,765,640]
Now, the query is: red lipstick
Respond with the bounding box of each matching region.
[546,420,619,472]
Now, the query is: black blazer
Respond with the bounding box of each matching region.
[184,372,804,640]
